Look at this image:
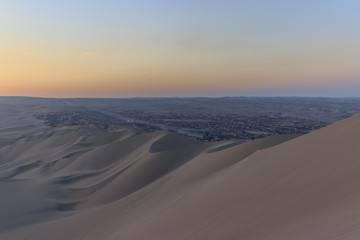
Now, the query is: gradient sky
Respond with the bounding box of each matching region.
[1,0,360,97]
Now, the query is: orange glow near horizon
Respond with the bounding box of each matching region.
[2,46,359,97]
[1,1,360,97]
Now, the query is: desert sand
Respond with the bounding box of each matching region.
[1,105,360,239]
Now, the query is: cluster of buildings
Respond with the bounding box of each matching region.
[34,111,123,130]
[35,110,328,142]
[119,111,327,140]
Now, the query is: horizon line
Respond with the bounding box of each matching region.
[1,95,359,99]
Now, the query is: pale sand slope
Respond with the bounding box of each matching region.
[1,115,359,239]
[0,103,46,148]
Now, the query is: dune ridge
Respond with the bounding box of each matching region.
[0,114,359,239]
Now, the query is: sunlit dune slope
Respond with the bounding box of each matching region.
[1,115,359,239]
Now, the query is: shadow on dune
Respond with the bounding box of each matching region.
[0,124,303,238]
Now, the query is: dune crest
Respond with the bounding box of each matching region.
[1,115,360,239]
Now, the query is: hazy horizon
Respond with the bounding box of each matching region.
[1,86,360,99]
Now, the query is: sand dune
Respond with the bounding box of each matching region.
[1,112,360,239]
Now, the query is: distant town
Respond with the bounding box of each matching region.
[29,97,360,142]
[35,109,328,141]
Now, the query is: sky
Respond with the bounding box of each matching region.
[1,0,360,97]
